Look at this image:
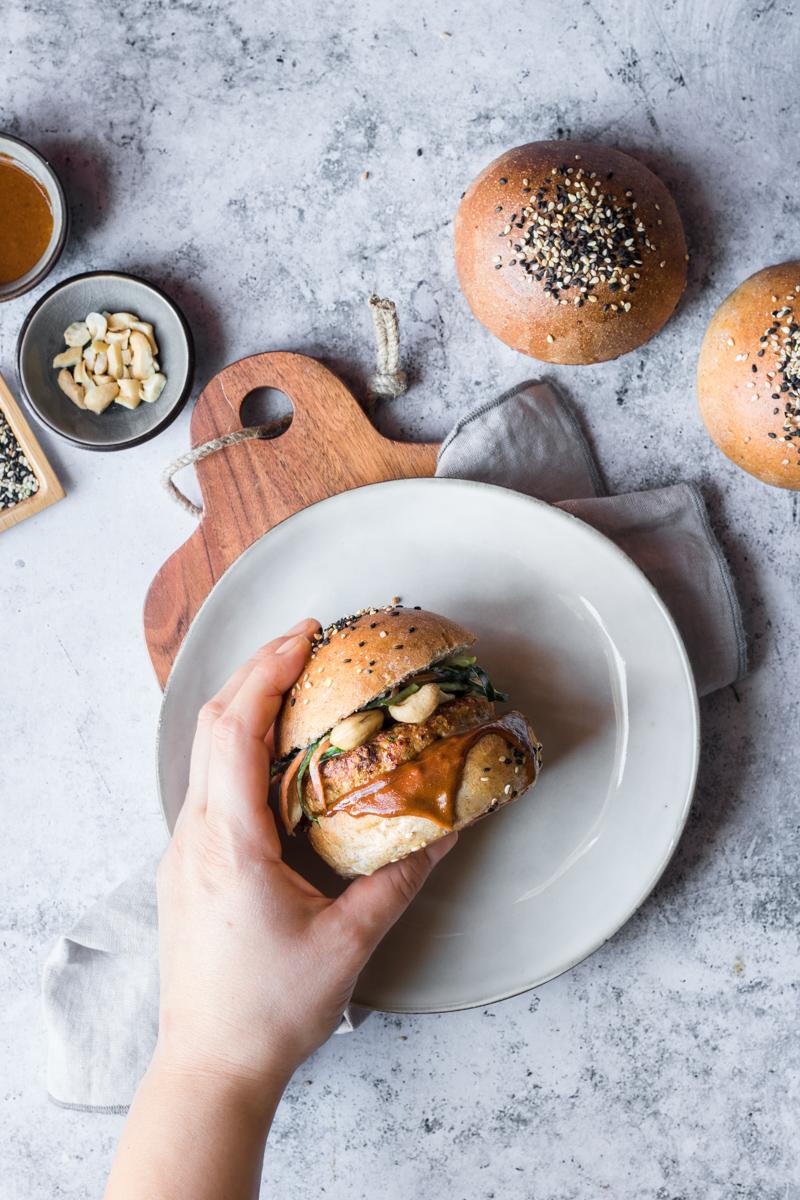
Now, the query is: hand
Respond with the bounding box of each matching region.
[155,619,456,1093]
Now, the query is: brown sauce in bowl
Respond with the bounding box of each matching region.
[0,156,54,285]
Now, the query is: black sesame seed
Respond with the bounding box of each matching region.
[0,411,40,511]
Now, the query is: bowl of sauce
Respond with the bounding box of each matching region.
[0,133,68,302]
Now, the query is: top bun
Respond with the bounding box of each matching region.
[698,261,800,490]
[454,140,687,365]
[275,606,475,758]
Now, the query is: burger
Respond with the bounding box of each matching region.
[272,604,542,877]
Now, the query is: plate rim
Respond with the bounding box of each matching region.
[156,476,700,1012]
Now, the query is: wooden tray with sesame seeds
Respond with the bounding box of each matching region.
[143,352,439,688]
[0,372,64,534]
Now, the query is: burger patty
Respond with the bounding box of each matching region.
[303,692,493,812]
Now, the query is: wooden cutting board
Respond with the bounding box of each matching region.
[144,351,439,687]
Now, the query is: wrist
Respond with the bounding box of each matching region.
[151,1040,292,1122]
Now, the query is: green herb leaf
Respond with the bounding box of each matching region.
[442,654,478,668]
[364,681,421,710]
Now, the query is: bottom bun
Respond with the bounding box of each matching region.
[309,719,541,878]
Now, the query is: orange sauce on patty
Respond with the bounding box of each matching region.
[327,711,537,827]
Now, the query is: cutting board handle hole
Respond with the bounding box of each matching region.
[239,387,294,438]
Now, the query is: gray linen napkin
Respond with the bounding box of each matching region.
[43,381,746,1112]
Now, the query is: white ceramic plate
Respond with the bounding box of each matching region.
[157,478,699,1013]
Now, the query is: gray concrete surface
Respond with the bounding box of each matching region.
[1,1,799,1196]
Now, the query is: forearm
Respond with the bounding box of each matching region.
[104,1048,287,1200]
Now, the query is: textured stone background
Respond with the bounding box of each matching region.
[2,1,799,1197]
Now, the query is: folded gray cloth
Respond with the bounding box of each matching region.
[43,380,746,1112]
[436,382,747,695]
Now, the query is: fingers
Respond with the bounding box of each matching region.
[206,634,313,831]
[184,619,319,809]
[329,833,458,962]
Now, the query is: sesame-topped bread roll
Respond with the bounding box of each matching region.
[272,604,542,878]
[698,261,800,490]
[454,140,688,365]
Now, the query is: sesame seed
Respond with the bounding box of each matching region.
[489,163,654,314]
[0,412,39,510]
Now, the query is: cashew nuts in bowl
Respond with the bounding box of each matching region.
[53,311,166,413]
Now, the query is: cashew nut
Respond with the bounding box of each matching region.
[129,320,159,355]
[73,359,93,388]
[84,382,119,414]
[116,378,143,409]
[52,346,82,369]
[106,341,124,379]
[85,311,108,341]
[64,321,90,348]
[106,329,130,348]
[388,683,445,724]
[130,329,154,380]
[107,311,139,331]
[330,708,384,751]
[57,368,86,409]
[141,372,166,403]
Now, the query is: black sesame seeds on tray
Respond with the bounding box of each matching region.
[0,409,40,510]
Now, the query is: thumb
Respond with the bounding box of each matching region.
[331,833,458,959]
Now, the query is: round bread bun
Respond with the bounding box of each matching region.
[454,140,687,365]
[275,605,475,758]
[309,720,541,878]
[698,261,800,489]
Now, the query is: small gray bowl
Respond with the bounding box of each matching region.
[0,132,68,302]
[17,270,194,451]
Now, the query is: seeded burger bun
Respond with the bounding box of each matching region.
[698,262,800,489]
[454,140,688,365]
[273,605,542,878]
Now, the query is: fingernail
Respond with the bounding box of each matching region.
[286,617,320,637]
[276,633,308,655]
